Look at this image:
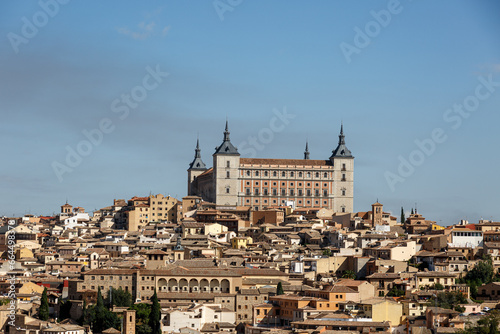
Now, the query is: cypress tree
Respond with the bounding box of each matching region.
[94,287,105,333]
[277,282,284,295]
[149,289,161,334]
[401,207,405,223]
[39,287,49,321]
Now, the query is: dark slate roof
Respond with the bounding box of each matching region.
[188,138,207,170]
[214,121,239,155]
[330,123,353,159]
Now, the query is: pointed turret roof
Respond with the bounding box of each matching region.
[304,141,310,160]
[214,120,239,155]
[188,138,207,170]
[330,123,353,159]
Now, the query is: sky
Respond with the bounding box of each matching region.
[0,1,499,225]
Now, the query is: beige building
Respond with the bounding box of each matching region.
[188,122,354,213]
[149,194,178,222]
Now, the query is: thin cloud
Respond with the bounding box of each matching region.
[117,21,170,40]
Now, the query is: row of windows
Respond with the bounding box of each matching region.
[244,170,332,178]
[91,275,129,280]
[247,181,329,187]
[245,188,346,196]
[453,232,482,237]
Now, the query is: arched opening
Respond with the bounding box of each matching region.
[210,279,220,292]
[167,278,177,292]
[158,278,168,292]
[189,278,198,292]
[200,279,209,292]
[179,278,188,292]
[221,279,230,293]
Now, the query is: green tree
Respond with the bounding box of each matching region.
[342,270,357,280]
[130,303,151,334]
[110,287,132,308]
[460,256,495,298]
[149,289,161,334]
[94,287,106,332]
[386,287,405,297]
[39,287,49,321]
[277,282,284,295]
[401,207,405,223]
[429,291,467,313]
[433,283,445,290]
[411,208,414,215]
[322,249,332,256]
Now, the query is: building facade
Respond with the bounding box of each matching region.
[188,121,354,213]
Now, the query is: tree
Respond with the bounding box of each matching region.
[109,287,132,308]
[433,283,445,290]
[460,256,495,298]
[429,291,467,313]
[277,282,284,295]
[130,303,152,334]
[342,270,357,280]
[39,287,49,321]
[94,287,106,332]
[411,208,414,215]
[149,289,161,334]
[322,249,332,256]
[386,287,405,297]
[401,207,405,223]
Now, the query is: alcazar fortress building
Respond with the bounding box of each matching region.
[187,121,354,213]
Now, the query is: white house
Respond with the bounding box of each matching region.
[449,228,483,248]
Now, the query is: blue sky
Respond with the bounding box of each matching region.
[1,1,499,224]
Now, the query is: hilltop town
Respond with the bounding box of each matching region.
[2,124,499,334]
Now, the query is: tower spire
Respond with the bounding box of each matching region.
[330,123,353,159]
[188,137,207,170]
[214,119,239,155]
[304,140,310,160]
[223,119,230,142]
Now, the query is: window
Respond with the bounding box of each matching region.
[282,171,286,177]
[324,172,328,177]
[281,189,286,196]
[255,171,259,176]
[264,171,268,176]
[264,189,268,195]
[246,170,250,176]
[273,189,277,195]
[299,189,303,196]
[226,171,230,178]
[342,189,346,196]
[226,188,230,194]
[246,188,251,195]
[316,172,319,178]
[273,171,277,177]
[307,189,311,196]
[307,172,311,177]
[290,172,294,177]
[227,161,230,167]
